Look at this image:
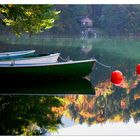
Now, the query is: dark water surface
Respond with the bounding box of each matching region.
[0,37,140,135]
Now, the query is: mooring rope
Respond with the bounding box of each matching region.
[59,55,114,70]
[93,58,114,70]
[95,59,113,69]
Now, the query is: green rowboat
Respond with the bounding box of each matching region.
[0,59,96,79]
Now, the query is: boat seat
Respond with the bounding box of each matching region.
[10,60,15,66]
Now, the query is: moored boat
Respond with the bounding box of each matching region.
[0,53,60,65]
[0,59,96,79]
[0,50,35,59]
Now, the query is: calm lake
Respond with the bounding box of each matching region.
[0,36,140,135]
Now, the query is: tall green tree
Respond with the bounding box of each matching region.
[0,5,60,36]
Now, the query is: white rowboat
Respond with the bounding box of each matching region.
[0,53,60,65]
[0,50,35,59]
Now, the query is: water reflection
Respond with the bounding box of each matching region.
[61,77,140,125]
[0,78,94,95]
[48,75,140,136]
[1,37,140,135]
[0,78,95,135]
[52,118,140,135]
[0,95,64,135]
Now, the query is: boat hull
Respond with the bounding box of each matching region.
[0,50,35,59]
[0,53,60,65]
[0,59,96,79]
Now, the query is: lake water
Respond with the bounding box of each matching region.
[0,36,140,135]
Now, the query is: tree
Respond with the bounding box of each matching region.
[0,5,60,36]
[99,5,140,35]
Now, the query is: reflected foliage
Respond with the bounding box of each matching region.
[63,76,140,126]
[0,35,140,133]
[0,96,64,135]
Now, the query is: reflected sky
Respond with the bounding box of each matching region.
[51,116,140,136]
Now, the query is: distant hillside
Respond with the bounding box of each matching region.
[48,5,140,37]
[1,5,140,37]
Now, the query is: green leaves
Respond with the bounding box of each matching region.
[0,5,60,36]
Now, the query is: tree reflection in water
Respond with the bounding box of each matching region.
[64,75,140,126]
[0,78,93,135]
[1,75,140,135]
[0,96,64,135]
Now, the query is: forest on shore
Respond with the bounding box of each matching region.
[1,5,140,37]
[49,5,140,36]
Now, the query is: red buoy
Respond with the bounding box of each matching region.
[136,64,140,76]
[111,70,124,86]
